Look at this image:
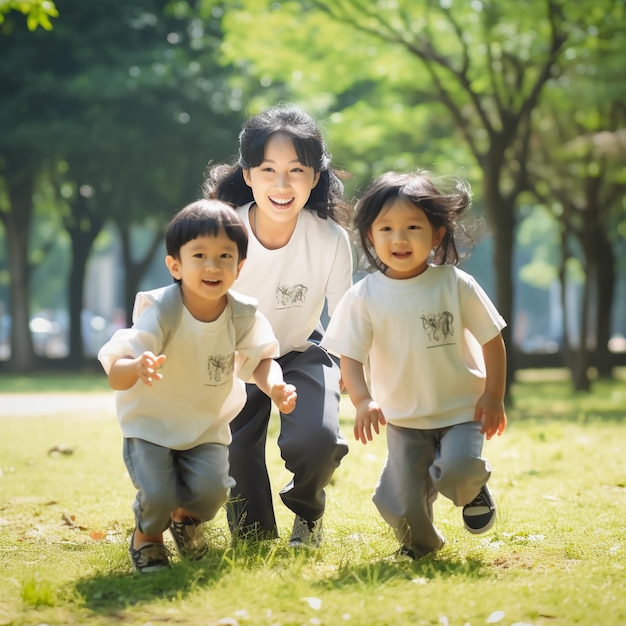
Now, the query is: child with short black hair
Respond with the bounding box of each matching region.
[322,170,507,559]
[98,199,296,573]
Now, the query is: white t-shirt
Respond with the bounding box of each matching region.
[98,291,279,450]
[233,202,353,355]
[321,265,507,429]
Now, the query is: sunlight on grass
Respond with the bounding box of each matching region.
[20,576,59,607]
[0,370,625,625]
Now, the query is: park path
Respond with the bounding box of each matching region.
[0,392,115,417]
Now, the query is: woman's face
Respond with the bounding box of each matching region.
[243,133,320,227]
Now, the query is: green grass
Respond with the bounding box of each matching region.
[0,370,625,625]
[0,370,111,393]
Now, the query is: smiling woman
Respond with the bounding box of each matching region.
[202,103,353,548]
[242,134,321,249]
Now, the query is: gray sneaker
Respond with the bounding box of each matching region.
[129,530,171,573]
[288,515,323,549]
[170,517,208,560]
[462,485,496,534]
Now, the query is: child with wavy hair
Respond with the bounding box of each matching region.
[322,170,507,559]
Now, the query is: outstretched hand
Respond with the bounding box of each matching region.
[354,398,387,445]
[137,351,167,386]
[271,382,298,414]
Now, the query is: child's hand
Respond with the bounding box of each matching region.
[474,392,507,440]
[138,351,166,386]
[354,398,386,445]
[271,382,297,414]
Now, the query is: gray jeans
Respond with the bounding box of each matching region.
[123,438,235,536]
[373,420,491,557]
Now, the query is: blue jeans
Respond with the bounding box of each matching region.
[123,438,234,536]
[373,421,491,557]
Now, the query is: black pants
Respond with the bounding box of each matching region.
[227,343,349,537]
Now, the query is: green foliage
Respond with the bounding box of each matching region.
[0,0,252,363]
[1,0,625,369]
[0,0,58,31]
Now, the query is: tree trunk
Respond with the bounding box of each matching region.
[558,230,573,375]
[119,224,165,326]
[64,195,105,366]
[572,267,592,392]
[481,153,516,396]
[593,228,615,378]
[1,157,36,371]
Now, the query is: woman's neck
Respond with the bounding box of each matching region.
[250,204,298,250]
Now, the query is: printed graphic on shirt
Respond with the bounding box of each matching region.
[275,284,308,309]
[205,353,235,386]
[420,311,455,347]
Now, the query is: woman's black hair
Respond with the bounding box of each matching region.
[166,199,248,283]
[203,103,350,226]
[354,170,480,274]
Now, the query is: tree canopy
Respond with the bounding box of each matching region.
[1,0,624,389]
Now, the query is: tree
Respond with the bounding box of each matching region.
[0,0,243,369]
[0,154,37,368]
[208,0,622,390]
[527,8,626,389]
[530,120,626,390]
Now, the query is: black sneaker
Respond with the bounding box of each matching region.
[463,485,496,534]
[288,515,323,548]
[170,517,208,560]
[129,530,171,573]
[396,545,416,560]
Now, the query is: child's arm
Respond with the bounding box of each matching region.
[107,352,167,390]
[474,333,507,439]
[251,358,297,414]
[341,356,386,445]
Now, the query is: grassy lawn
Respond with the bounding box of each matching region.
[0,370,624,625]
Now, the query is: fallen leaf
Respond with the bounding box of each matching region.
[48,445,74,456]
[60,512,88,530]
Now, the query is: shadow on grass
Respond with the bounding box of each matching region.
[321,553,485,591]
[72,539,288,615]
[72,538,485,616]
[74,553,226,612]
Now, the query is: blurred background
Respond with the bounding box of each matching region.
[0,0,624,393]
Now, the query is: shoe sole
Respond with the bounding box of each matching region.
[463,511,496,534]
